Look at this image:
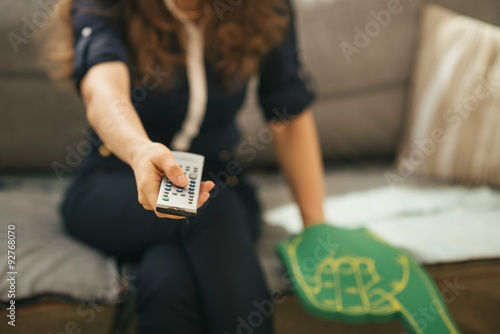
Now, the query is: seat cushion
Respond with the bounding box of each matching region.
[0,164,398,302]
[2,164,499,306]
[252,164,500,293]
[1,166,500,334]
[0,175,121,303]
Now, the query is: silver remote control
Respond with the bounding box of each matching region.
[155,151,205,217]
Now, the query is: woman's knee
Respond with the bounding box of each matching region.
[186,188,247,232]
[135,244,196,306]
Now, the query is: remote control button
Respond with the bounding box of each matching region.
[173,192,177,195]
[162,197,169,201]
[188,191,195,195]
[177,189,183,193]
[189,187,195,191]
[181,194,186,197]
[165,187,171,191]
[189,172,197,180]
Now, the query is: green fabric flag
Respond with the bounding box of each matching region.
[276,224,461,334]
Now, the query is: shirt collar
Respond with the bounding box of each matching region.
[163,0,209,29]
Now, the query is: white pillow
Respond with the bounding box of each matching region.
[397,5,500,187]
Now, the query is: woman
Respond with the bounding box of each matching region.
[52,0,326,332]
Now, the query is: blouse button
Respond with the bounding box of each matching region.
[227,176,239,187]
[81,27,92,38]
[98,144,112,157]
[218,150,231,162]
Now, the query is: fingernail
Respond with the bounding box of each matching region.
[177,174,188,185]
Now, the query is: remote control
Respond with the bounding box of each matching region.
[155,151,205,217]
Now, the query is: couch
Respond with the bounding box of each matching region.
[1,0,500,333]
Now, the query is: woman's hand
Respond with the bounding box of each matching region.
[80,62,213,218]
[80,63,213,218]
[130,142,214,219]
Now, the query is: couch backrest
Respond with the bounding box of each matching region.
[236,0,500,166]
[1,0,500,171]
[0,0,86,171]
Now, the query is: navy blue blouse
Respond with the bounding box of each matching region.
[71,0,315,160]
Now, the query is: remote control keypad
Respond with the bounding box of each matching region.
[161,164,198,206]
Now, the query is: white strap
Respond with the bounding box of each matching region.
[164,0,208,151]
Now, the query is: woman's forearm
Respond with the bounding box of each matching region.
[273,110,326,227]
[81,61,151,166]
[80,61,210,218]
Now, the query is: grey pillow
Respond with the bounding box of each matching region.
[0,176,121,303]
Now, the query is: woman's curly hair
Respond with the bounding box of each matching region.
[45,0,290,88]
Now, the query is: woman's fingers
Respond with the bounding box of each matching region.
[200,180,215,193]
[133,143,213,219]
[155,212,186,219]
[138,190,154,210]
[197,181,215,208]
[155,181,213,218]
[150,181,214,218]
[155,152,188,188]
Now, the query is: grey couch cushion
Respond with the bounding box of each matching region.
[0,0,88,171]
[236,0,500,166]
[294,0,500,97]
[0,0,48,72]
[2,163,498,303]
[0,77,87,171]
[254,163,397,293]
[236,82,406,167]
[254,164,500,293]
[0,176,121,303]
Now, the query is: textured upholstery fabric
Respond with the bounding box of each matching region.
[0,164,390,303]
[3,0,500,170]
[0,1,87,171]
[398,5,500,187]
[0,176,121,303]
[2,169,499,334]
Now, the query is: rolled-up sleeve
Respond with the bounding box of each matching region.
[257,9,315,122]
[71,0,130,91]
